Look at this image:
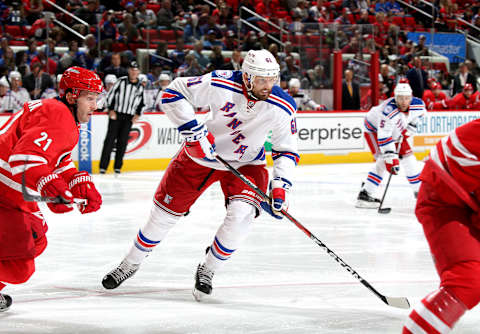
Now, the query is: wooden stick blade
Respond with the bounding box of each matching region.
[385,296,410,309]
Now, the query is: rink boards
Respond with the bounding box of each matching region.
[1,110,478,173]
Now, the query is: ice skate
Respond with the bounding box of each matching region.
[192,263,214,302]
[0,293,12,312]
[355,189,381,208]
[102,259,139,289]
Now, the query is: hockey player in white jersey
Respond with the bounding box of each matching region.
[287,78,326,111]
[102,49,299,300]
[356,82,426,208]
[1,71,30,113]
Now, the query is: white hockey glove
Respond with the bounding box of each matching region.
[383,151,400,175]
[260,177,292,220]
[180,123,216,161]
[402,121,418,137]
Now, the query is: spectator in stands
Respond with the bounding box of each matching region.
[288,78,326,111]
[222,49,242,70]
[309,0,324,20]
[207,45,225,70]
[74,0,98,25]
[25,38,38,65]
[170,37,187,70]
[203,29,223,50]
[406,56,428,98]
[334,7,352,25]
[375,0,389,13]
[215,2,233,31]
[44,38,60,63]
[452,62,478,95]
[136,1,157,28]
[357,9,370,24]
[183,13,201,43]
[386,0,402,14]
[31,50,57,75]
[200,15,223,37]
[150,42,174,73]
[192,41,209,68]
[447,83,479,110]
[242,31,261,51]
[342,69,361,110]
[379,64,395,97]
[222,30,238,51]
[0,47,15,73]
[14,51,29,78]
[341,37,360,54]
[0,77,8,112]
[22,62,53,100]
[156,0,177,30]
[1,71,29,113]
[414,34,429,57]
[118,13,143,44]
[268,43,281,65]
[309,65,331,89]
[104,53,128,78]
[100,10,118,41]
[28,13,54,39]
[24,0,43,25]
[177,53,204,77]
[258,31,269,50]
[0,38,8,59]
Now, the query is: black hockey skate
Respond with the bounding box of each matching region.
[355,189,381,209]
[192,263,214,302]
[0,293,12,312]
[102,259,139,290]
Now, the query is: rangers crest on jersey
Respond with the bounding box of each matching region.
[215,70,233,79]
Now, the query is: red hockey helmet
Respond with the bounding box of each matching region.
[59,66,103,99]
[464,83,474,91]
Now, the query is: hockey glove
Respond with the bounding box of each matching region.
[180,124,216,161]
[397,137,412,158]
[260,177,292,220]
[69,171,102,214]
[37,174,74,213]
[402,121,418,138]
[383,151,400,175]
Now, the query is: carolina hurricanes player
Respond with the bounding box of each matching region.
[446,83,480,110]
[403,119,480,333]
[423,82,447,110]
[102,49,299,301]
[0,67,103,312]
[356,82,426,208]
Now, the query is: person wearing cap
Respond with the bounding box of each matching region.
[287,77,326,111]
[104,74,117,92]
[135,1,157,28]
[203,29,223,50]
[1,72,30,113]
[452,62,477,95]
[99,60,145,175]
[222,30,238,51]
[0,77,9,113]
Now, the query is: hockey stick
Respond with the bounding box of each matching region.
[215,154,410,309]
[21,171,87,205]
[378,135,404,214]
[427,158,479,213]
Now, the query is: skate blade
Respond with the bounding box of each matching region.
[355,200,380,209]
[192,288,210,302]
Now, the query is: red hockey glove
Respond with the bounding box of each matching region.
[260,177,291,220]
[37,174,74,213]
[68,171,102,214]
[397,137,412,158]
[180,124,216,161]
[383,151,400,175]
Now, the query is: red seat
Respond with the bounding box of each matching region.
[392,16,404,27]
[404,16,416,27]
[112,42,128,52]
[146,4,161,13]
[5,25,24,37]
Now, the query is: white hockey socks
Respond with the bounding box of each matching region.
[204,200,256,272]
[363,158,387,196]
[125,204,180,265]
[400,154,422,193]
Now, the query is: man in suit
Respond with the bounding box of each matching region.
[452,62,477,95]
[406,57,428,99]
[342,69,360,110]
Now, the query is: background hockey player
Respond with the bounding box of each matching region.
[403,119,480,333]
[445,83,480,110]
[0,67,103,312]
[423,82,447,110]
[1,71,30,113]
[356,82,426,208]
[102,49,299,301]
[287,78,326,111]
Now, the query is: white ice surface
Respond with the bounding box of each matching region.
[1,163,479,334]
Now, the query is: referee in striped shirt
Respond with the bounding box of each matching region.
[99,61,144,174]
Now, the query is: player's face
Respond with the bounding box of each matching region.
[464,90,473,98]
[76,91,100,123]
[290,86,299,95]
[251,76,277,100]
[396,95,411,112]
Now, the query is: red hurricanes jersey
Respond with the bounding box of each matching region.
[428,119,480,202]
[446,92,480,110]
[423,90,447,109]
[0,98,79,212]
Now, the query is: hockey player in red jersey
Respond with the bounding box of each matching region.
[0,66,103,312]
[102,49,299,301]
[423,82,447,110]
[445,83,479,110]
[403,119,480,333]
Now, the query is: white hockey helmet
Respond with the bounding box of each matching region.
[242,49,280,80]
[8,71,21,81]
[105,74,117,84]
[289,78,301,88]
[394,83,412,98]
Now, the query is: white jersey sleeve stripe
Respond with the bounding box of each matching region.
[8,154,48,164]
[450,131,478,160]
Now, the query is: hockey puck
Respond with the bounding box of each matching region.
[378,207,391,214]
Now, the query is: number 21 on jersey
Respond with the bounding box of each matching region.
[34,132,52,151]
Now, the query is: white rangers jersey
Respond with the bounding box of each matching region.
[364,97,426,154]
[1,88,30,112]
[288,89,321,111]
[160,70,299,183]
